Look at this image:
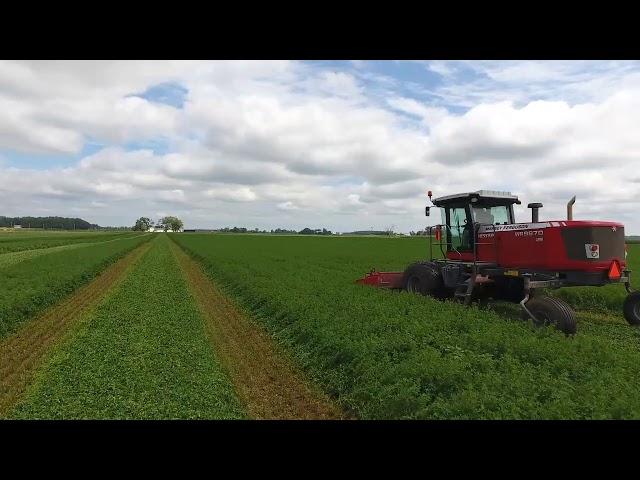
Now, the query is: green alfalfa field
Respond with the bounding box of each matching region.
[172,234,640,419]
[0,232,152,338]
[2,229,640,419]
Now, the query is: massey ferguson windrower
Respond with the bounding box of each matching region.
[356,190,639,334]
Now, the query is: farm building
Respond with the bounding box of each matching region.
[147,226,184,233]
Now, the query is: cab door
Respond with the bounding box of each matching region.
[445,205,474,258]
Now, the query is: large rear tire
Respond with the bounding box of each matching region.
[623,292,640,326]
[402,262,450,299]
[522,295,577,335]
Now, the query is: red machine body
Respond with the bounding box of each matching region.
[450,220,626,273]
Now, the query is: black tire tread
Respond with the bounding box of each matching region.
[523,295,577,335]
[402,261,450,299]
[623,292,640,326]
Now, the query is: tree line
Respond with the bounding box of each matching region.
[0,216,99,230]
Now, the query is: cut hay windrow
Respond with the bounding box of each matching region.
[170,240,344,420]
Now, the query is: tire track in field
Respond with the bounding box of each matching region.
[0,240,152,417]
[170,241,346,420]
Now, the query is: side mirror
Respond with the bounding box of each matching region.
[425,206,430,216]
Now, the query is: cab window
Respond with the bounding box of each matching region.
[472,205,511,225]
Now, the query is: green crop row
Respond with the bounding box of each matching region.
[0,231,140,254]
[0,233,152,339]
[0,233,151,270]
[172,234,640,419]
[12,235,244,419]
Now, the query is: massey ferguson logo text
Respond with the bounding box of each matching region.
[478,222,550,234]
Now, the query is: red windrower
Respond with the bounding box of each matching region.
[354,188,637,334]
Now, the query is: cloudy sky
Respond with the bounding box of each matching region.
[1,60,639,233]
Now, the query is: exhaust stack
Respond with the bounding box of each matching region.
[567,196,576,221]
[528,203,543,223]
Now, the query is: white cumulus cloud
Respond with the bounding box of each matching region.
[1,60,639,234]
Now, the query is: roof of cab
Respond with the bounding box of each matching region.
[432,190,521,206]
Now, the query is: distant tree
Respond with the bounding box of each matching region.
[133,217,153,231]
[159,216,184,232]
[298,227,333,235]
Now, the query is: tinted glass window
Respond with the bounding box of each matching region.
[472,205,510,225]
[448,206,472,251]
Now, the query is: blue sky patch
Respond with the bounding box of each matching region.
[2,142,105,170]
[134,82,188,109]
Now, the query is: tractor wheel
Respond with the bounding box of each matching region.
[623,292,640,326]
[522,295,577,335]
[402,262,449,299]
